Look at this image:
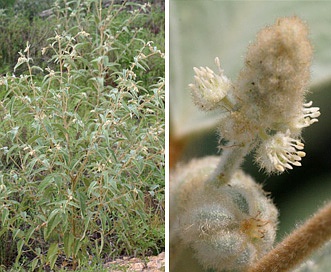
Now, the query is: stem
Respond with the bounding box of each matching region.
[207,141,251,187]
[248,201,331,272]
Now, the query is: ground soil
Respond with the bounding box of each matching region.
[105,252,165,271]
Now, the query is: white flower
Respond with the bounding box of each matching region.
[256,130,306,173]
[45,67,55,77]
[189,57,232,111]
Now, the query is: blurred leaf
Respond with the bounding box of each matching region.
[64,232,75,257]
[1,207,9,226]
[31,257,39,271]
[294,241,331,272]
[47,242,59,270]
[277,174,331,239]
[15,239,24,264]
[45,209,63,240]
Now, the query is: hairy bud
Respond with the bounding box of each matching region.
[170,157,278,271]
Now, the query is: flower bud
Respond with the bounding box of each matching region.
[235,16,313,134]
[170,156,278,271]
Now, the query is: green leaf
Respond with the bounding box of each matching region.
[31,257,39,271]
[80,212,93,241]
[45,209,62,240]
[13,229,22,240]
[87,180,98,197]
[9,96,16,116]
[53,123,69,137]
[74,239,82,256]
[64,232,75,257]
[8,126,19,140]
[1,208,9,226]
[77,190,87,217]
[31,66,44,72]
[27,134,43,145]
[38,176,55,193]
[26,227,35,242]
[15,239,24,263]
[6,144,18,164]
[47,242,59,270]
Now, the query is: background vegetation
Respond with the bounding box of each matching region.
[0,0,165,271]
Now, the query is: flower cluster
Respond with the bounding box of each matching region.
[255,130,306,173]
[188,16,320,174]
[189,57,233,111]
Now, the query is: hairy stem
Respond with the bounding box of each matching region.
[248,201,331,272]
[207,141,251,187]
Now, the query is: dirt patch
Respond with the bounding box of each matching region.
[105,252,165,271]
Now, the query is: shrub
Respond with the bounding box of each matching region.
[0,0,164,270]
